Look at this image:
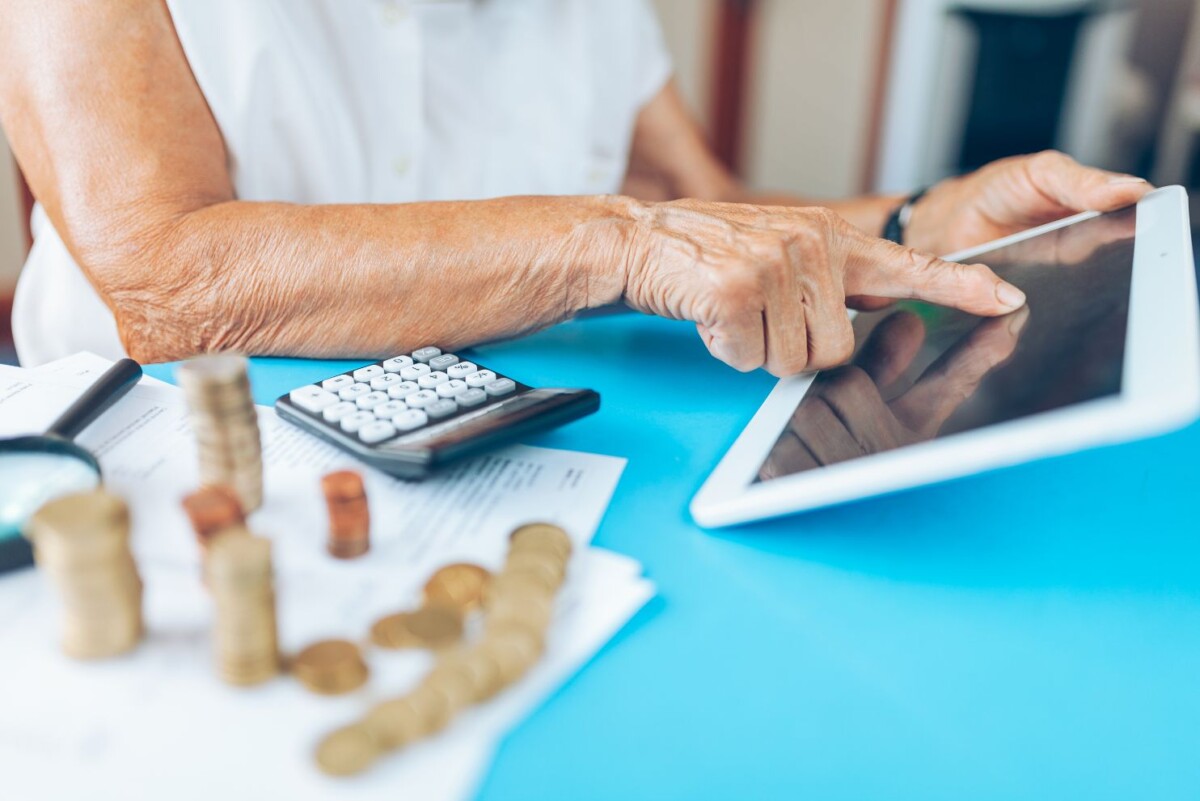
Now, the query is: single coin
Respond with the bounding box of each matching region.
[363,697,424,751]
[509,522,572,559]
[181,485,245,545]
[369,605,463,650]
[291,639,369,695]
[314,723,379,777]
[423,562,491,612]
[408,682,454,736]
[422,661,475,711]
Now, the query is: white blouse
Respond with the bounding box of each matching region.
[13,0,671,365]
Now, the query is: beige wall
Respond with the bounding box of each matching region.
[652,0,883,199]
[744,0,883,198]
[0,134,24,292]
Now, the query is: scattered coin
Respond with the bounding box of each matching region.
[509,522,572,560]
[423,562,490,611]
[291,639,369,695]
[180,485,246,553]
[314,723,379,777]
[369,604,464,650]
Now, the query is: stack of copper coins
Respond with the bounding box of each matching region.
[321,471,370,559]
[181,485,246,552]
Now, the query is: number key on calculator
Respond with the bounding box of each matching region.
[275,347,599,478]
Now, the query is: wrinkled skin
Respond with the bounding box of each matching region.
[0,1,1152,370]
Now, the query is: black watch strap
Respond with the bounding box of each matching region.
[882,187,928,245]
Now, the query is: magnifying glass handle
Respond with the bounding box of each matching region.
[45,358,144,441]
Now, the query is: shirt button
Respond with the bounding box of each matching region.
[392,156,411,177]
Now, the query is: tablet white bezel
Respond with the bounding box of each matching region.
[690,186,1200,528]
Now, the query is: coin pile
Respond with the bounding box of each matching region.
[178,355,263,513]
[322,470,370,559]
[181,484,246,553]
[28,490,143,660]
[314,523,573,776]
[208,533,279,686]
[292,639,370,695]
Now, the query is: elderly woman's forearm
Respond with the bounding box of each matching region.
[91,195,637,362]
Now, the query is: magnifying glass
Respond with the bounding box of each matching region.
[0,358,143,573]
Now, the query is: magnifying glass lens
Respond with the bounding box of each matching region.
[0,452,101,541]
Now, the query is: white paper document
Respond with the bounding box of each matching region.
[0,353,653,800]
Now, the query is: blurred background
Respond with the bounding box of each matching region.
[2,0,1199,365]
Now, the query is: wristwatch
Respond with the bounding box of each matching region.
[882,187,928,246]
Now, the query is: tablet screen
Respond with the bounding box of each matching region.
[756,205,1137,483]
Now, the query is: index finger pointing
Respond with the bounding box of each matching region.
[845,237,1026,318]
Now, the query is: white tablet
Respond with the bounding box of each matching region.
[691,186,1200,528]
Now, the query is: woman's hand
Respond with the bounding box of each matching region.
[905,150,1152,256]
[618,199,1027,377]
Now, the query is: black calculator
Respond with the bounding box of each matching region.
[275,347,599,478]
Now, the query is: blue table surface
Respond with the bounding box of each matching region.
[150,313,1200,801]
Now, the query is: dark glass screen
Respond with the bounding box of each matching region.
[757,206,1136,482]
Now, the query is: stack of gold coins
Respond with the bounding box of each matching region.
[181,484,246,552]
[28,490,143,660]
[321,471,370,559]
[292,639,370,695]
[316,523,573,776]
[207,533,279,686]
[178,355,263,512]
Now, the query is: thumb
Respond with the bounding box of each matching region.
[844,236,1026,317]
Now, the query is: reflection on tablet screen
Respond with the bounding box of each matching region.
[757,205,1137,483]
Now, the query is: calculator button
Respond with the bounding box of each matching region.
[456,387,487,408]
[425,399,458,420]
[340,411,377,433]
[371,373,403,390]
[392,409,428,431]
[289,385,339,413]
[405,389,439,409]
[382,355,414,372]
[418,371,449,389]
[356,391,390,410]
[447,361,477,379]
[400,364,431,381]
[436,379,468,398]
[373,400,408,418]
[322,401,358,423]
[412,346,442,363]
[464,370,497,388]
[358,420,397,444]
[428,353,460,371]
[485,378,516,397]
[338,383,371,401]
[387,381,420,400]
[321,375,356,392]
[353,365,385,382]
